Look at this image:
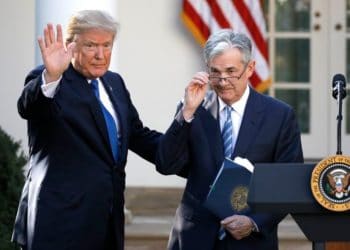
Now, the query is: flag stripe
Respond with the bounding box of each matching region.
[232,0,268,61]
[189,0,221,33]
[206,0,231,28]
[182,0,211,45]
[254,45,269,78]
[218,1,247,34]
[250,72,262,89]
[246,0,268,40]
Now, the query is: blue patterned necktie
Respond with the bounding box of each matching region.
[218,105,234,240]
[91,79,118,161]
[222,106,234,158]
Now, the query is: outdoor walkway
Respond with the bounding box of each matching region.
[125,215,312,250]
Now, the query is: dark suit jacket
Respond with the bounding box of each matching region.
[12,64,161,250]
[156,88,303,250]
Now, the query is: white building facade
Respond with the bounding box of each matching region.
[2,0,350,187]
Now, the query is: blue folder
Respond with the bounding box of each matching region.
[204,157,253,219]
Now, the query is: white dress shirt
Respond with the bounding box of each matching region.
[218,86,250,150]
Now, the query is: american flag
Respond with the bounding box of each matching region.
[181,0,271,92]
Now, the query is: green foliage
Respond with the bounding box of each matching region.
[0,126,26,250]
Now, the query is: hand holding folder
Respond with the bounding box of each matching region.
[204,157,254,219]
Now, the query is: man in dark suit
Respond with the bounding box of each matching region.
[156,30,303,250]
[12,10,161,250]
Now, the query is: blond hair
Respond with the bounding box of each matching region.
[66,10,118,43]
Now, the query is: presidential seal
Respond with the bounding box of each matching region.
[230,185,249,212]
[311,155,350,212]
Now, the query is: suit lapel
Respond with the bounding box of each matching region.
[200,91,224,170]
[202,90,219,120]
[63,65,111,151]
[233,89,265,158]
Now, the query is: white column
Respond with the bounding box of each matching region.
[35,0,118,70]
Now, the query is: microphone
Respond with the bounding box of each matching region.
[332,74,347,154]
[332,74,347,100]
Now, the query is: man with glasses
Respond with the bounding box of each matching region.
[156,30,303,250]
[12,10,161,250]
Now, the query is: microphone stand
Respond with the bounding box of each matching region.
[336,84,344,155]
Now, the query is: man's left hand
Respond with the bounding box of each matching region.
[221,215,254,240]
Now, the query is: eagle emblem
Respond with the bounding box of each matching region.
[230,185,249,212]
[326,169,350,199]
[311,155,350,212]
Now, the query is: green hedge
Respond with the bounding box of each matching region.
[0,126,26,250]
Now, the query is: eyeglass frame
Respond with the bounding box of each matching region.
[208,62,249,85]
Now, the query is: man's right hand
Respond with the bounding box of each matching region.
[182,72,209,120]
[38,24,76,83]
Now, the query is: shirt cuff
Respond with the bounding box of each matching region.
[249,217,259,232]
[41,70,62,98]
[184,116,194,123]
[175,108,194,124]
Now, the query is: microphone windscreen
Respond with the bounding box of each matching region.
[332,74,346,87]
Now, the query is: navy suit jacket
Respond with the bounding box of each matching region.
[156,89,303,250]
[12,64,161,250]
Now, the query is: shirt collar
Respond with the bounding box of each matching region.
[218,86,250,117]
[88,78,100,84]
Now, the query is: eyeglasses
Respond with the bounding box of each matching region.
[208,64,248,85]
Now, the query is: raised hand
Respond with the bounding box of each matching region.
[38,24,76,83]
[182,72,209,120]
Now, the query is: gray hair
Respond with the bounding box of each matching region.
[203,29,252,65]
[66,10,118,43]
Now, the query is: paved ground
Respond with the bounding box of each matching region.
[125,215,312,250]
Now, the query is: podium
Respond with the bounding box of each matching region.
[247,163,350,250]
